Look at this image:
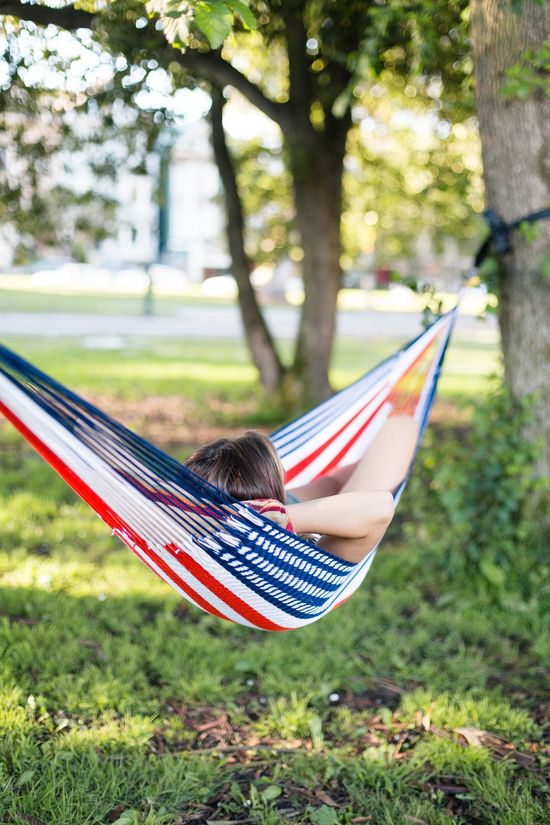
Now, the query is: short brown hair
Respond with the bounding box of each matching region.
[183,430,285,503]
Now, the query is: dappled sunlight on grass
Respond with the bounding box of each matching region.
[0,334,547,823]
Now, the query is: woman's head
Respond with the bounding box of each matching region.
[183,430,285,503]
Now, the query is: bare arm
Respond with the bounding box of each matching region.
[287,490,395,563]
[284,416,418,563]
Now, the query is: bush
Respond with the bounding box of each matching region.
[406,384,549,599]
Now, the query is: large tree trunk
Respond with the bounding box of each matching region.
[209,86,286,393]
[290,127,348,402]
[470,0,550,478]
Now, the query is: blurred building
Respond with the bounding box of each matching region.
[94,119,229,283]
[94,166,158,268]
[161,120,229,281]
[2,113,471,291]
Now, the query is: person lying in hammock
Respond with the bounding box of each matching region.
[184,414,418,564]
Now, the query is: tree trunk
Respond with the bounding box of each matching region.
[209,86,286,393]
[470,0,550,478]
[289,121,349,403]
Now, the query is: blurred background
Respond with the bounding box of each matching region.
[0,2,548,824]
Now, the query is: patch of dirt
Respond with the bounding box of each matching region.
[0,611,40,626]
[428,400,473,426]
[88,393,252,453]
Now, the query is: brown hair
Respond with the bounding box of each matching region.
[183,430,285,503]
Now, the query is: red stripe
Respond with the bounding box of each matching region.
[0,398,237,625]
[285,384,388,484]
[293,327,444,483]
[164,543,289,632]
[318,396,389,478]
[284,325,444,486]
[132,540,236,623]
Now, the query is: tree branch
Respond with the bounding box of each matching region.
[0,1,291,130]
[0,0,94,29]
[176,49,290,130]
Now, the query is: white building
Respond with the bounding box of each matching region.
[94,119,229,283]
[162,119,229,281]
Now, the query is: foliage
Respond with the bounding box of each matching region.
[362,0,473,121]
[408,383,549,599]
[147,0,257,49]
[233,80,483,274]
[501,40,550,100]
[343,94,483,270]
[232,137,295,265]
[0,16,166,262]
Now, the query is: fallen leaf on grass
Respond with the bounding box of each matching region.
[405,818,427,825]
[456,727,537,768]
[415,708,432,731]
[456,727,484,747]
[314,790,339,807]
[107,805,127,822]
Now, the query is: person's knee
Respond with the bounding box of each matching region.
[377,491,396,529]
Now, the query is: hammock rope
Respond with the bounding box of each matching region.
[473,206,550,268]
[0,308,457,631]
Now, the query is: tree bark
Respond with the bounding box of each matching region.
[209,86,286,393]
[289,123,349,402]
[282,10,352,403]
[470,0,550,478]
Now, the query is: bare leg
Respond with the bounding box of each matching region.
[287,463,358,502]
[288,415,419,504]
[339,415,419,494]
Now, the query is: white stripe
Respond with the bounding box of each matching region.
[0,374,356,628]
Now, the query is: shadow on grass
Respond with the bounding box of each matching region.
[1,573,548,825]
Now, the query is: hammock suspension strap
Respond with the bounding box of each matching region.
[473,206,550,269]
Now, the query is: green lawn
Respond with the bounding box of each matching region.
[0,285,233,315]
[0,283,492,317]
[0,336,547,825]
[0,330,499,403]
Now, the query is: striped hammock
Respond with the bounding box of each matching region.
[0,308,457,631]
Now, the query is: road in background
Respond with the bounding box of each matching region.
[0,305,497,342]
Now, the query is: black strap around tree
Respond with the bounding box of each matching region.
[473,207,550,269]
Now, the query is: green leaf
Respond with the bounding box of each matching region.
[310,805,339,825]
[309,713,323,749]
[480,558,506,589]
[261,784,282,802]
[518,220,540,245]
[194,1,233,49]
[229,0,257,30]
[16,769,35,787]
[112,812,139,825]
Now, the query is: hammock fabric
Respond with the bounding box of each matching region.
[0,308,457,631]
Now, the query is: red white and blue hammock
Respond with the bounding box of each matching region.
[0,308,457,631]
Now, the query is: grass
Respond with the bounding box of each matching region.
[0,328,499,403]
[0,282,492,317]
[0,335,547,825]
[0,285,232,315]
